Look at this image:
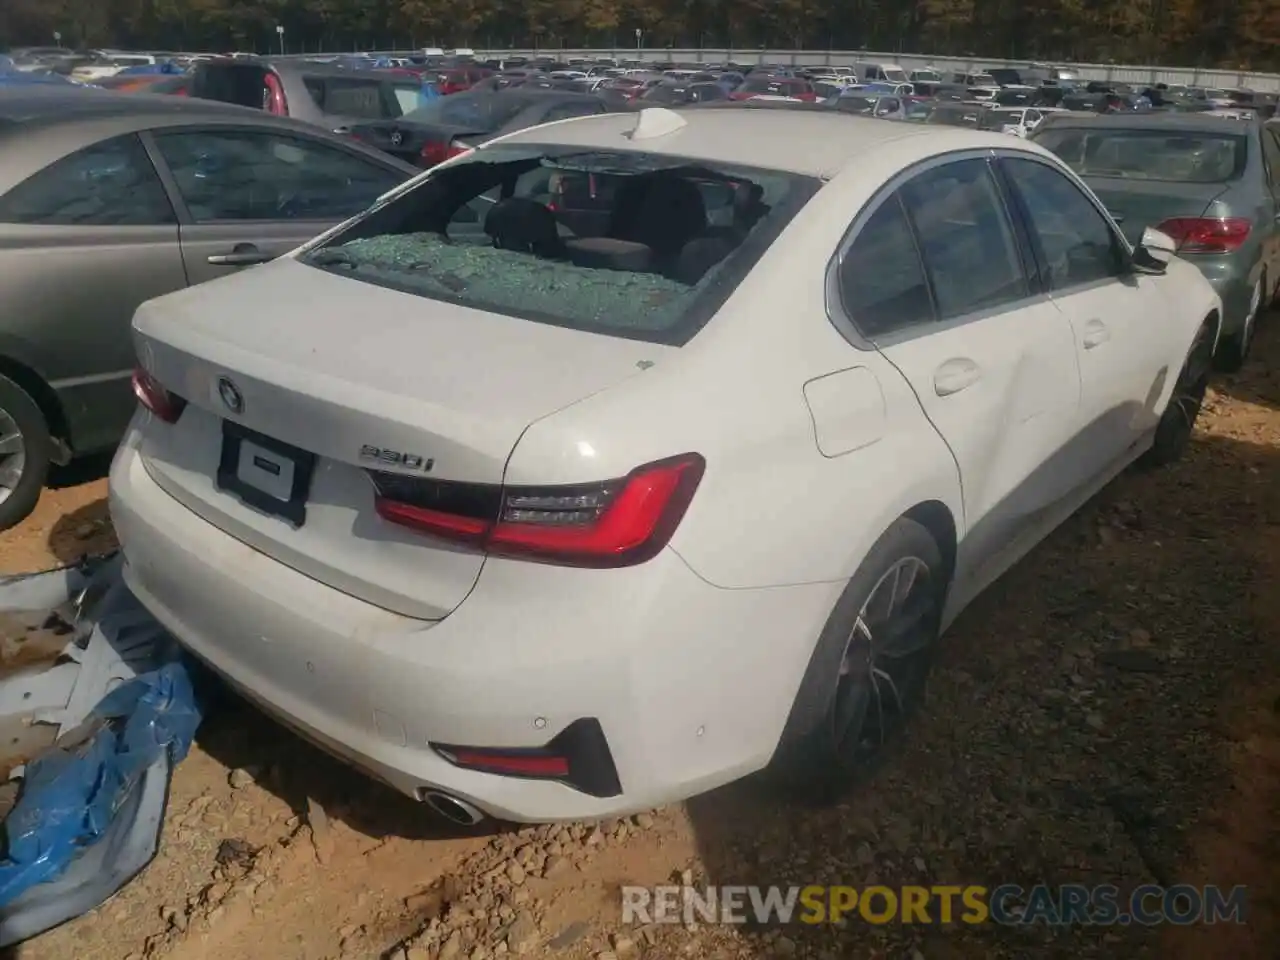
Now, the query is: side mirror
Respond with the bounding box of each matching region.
[1131,226,1176,274]
[1140,226,1176,261]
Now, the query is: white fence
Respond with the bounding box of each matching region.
[379,47,1280,93]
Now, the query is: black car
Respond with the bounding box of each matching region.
[349,89,619,169]
[639,81,728,106]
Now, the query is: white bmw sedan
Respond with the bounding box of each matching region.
[111,107,1222,824]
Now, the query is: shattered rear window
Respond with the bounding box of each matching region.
[298,143,820,346]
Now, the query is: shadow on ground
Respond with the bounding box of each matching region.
[682,323,1280,959]
[45,497,114,566]
[191,690,503,846]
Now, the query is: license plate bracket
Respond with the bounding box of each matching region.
[216,421,316,528]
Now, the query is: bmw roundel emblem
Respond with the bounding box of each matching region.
[390,129,404,147]
[217,377,244,414]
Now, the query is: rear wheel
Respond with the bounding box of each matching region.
[1215,275,1262,373]
[1141,318,1215,468]
[770,518,945,801]
[0,374,51,531]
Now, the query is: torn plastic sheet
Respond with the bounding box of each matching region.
[0,555,202,947]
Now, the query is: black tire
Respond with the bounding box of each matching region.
[769,517,946,802]
[1140,318,1216,468]
[0,373,51,532]
[1214,274,1263,373]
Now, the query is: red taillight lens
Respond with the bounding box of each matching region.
[447,750,570,777]
[418,140,467,167]
[371,453,705,567]
[1155,217,1251,254]
[130,367,187,424]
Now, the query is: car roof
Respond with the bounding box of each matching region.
[200,57,400,80]
[1039,111,1259,132]
[0,86,256,127]
[496,106,1027,178]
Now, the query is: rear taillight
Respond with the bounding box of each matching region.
[263,73,288,115]
[1156,217,1251,254]
[418,140,468,167]
[130,367,187,424]
[370,453,705,567]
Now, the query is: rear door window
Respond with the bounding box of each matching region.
[838,194,934,336]
[304,76,399,119]
[898,159,1028,320]
[151,129,405,222]
[0,134,175,225]
[298,144,819,345]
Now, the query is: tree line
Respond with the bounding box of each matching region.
[4,0,1280,73]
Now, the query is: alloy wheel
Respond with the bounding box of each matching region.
[0,409,26,507]
[829,555,937,768]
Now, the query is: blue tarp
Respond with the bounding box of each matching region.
[0,660,201,905]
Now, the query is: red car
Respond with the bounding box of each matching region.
[436,67,494,95]
[728,75,818,102]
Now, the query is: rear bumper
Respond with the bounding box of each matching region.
[109,426,838,822]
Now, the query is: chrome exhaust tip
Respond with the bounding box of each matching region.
[422,790,487,826]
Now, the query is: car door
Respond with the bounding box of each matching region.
[0,133,185,454]
[1258,126,1280,294]
[145,126,408,287]
[839,155,1083,585]
[998,154,1172,475]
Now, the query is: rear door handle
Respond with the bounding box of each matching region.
[933,357,981,396]
[207,243,272,267]
[1082,318,1109,349]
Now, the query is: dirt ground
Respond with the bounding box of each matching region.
[1,319,1278,960]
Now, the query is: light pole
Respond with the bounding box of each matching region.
[276,25,285,55]
[53,30,62,46]
[635,28,642,52]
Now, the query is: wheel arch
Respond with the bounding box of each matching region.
[902,499,958,588]
[1205,306,1222,352]
[0,356,70,450]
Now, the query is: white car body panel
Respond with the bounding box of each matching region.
[131,261,661,620]
[111,112,1223,821]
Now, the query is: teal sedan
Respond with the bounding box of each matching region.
[1032,112,1280,370]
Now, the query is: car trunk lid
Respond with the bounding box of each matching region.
[348,120,484,167]
[1083,177,1231,245]
[131,257,661,620]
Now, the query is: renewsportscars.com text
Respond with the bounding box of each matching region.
[621,884,1248,926]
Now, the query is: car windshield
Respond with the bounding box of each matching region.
[743,76,802,95]
[1034,128,1248,182]
[402,92,530,131]
[836,96,875,113]
[927,106,981,126]
[979,110,1025,129]
[642,84,688,104]
[297,144,819,346]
